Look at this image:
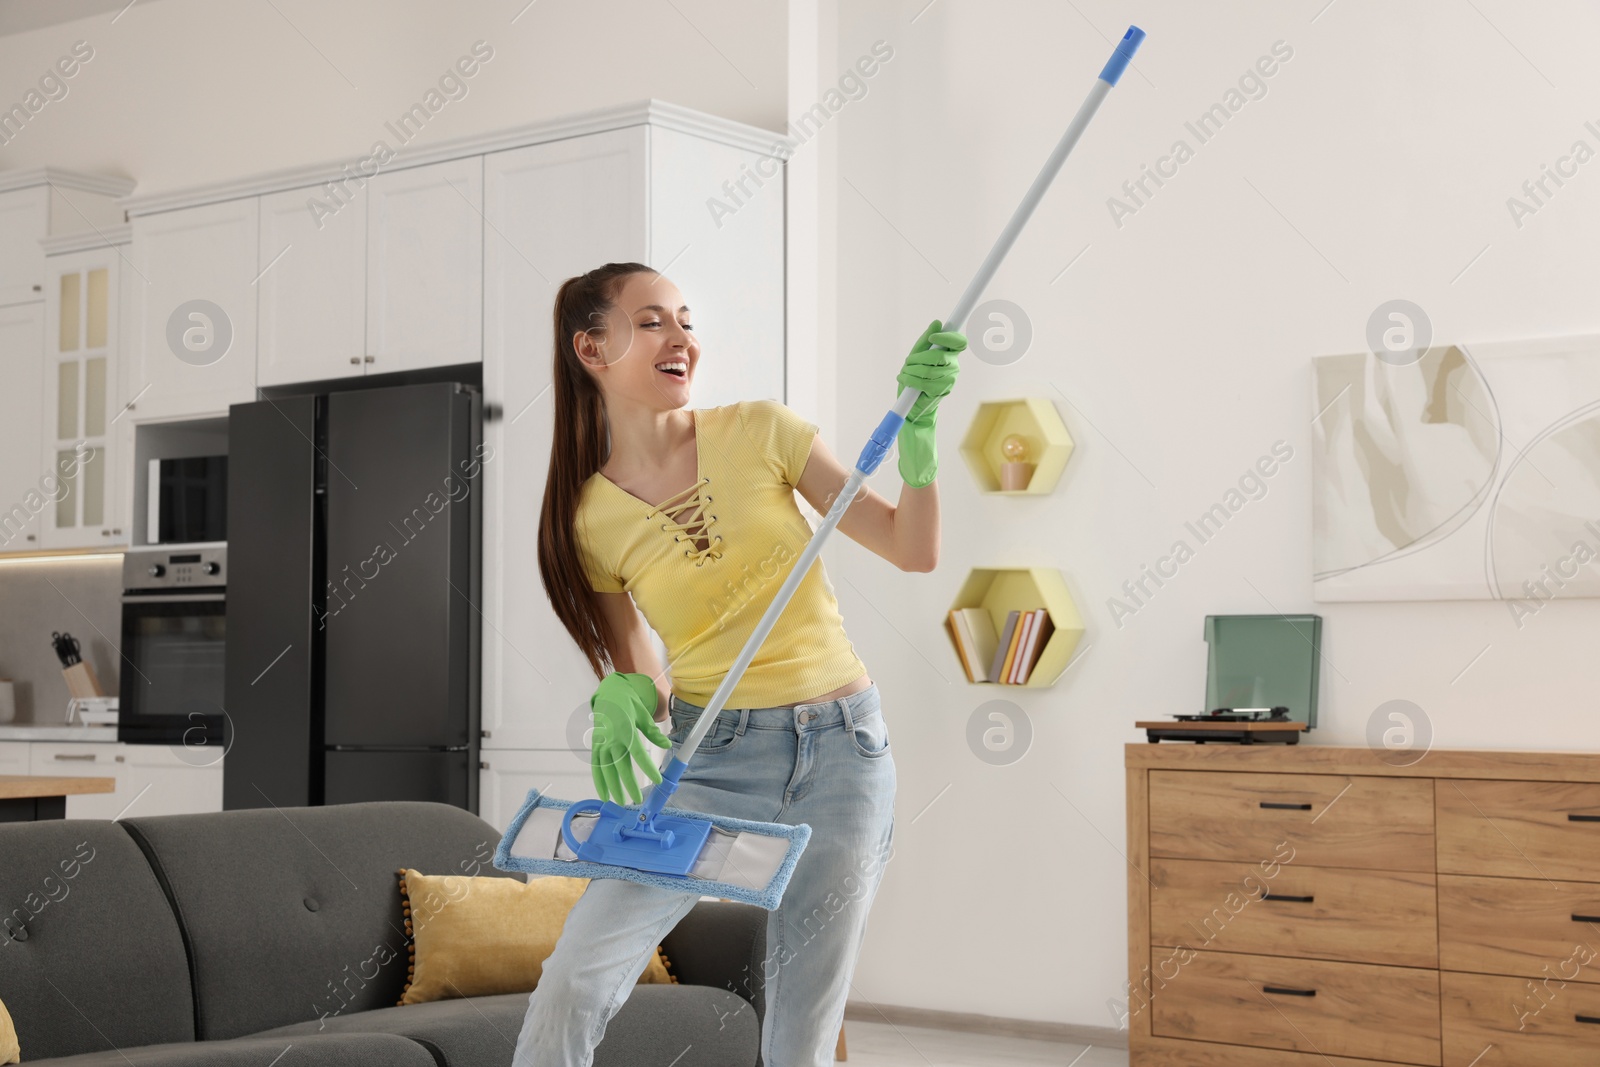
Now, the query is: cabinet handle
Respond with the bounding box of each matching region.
[1263,985,1316,998]
[26,534,35,542]
[101,530,110,536]
[479,761,489,770]
[111,528,121,535]
[115,755,124,762]
[1577,1014,1600,1025]
[1568,814,1600,823]
[350,357,360,364]
[32,284,41,292]
[1262,893,1315,904]
[1259,801,1313,811]
[53,753,96,761]
[364,355,375,363]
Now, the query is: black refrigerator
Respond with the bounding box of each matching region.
[223,382,482,812]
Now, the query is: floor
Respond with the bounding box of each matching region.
[840,1021,1129,1066]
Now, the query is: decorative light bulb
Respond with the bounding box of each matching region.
[1001,433,1031,462]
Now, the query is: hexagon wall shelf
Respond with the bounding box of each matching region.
[958,397,1073,495]
[947,567,1084,687]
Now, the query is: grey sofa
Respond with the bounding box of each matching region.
[0,800,766,1066]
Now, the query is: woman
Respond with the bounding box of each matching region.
[515,261,964,1067]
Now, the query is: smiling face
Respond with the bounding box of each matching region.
[576,271,698,409]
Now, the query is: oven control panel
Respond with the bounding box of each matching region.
[123,544,226,591]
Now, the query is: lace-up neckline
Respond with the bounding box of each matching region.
[652,476,722,566]
[593,409,723,567]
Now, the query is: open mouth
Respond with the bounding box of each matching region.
[655,362,688,379]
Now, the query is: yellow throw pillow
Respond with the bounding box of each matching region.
[396,869,675,1005]
[0,993,18,1064]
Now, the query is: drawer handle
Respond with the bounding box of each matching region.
[1263,985,1317,998]
[1259,801,1313,811]
[1577,1014,1600,1025]
[1568,814,1600,823]
[1262,892,1315,904]
[53,753,96,761]
[1573,914,1600,924]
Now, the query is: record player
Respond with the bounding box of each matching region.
[1136,614,1322,745]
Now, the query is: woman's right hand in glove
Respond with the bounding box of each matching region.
[589,671,670,806]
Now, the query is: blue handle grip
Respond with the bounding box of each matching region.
[856,410,907,475]
[1098,25,1146,86]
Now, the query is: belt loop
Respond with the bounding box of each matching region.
[735,708,750,736]
[838,698,856,732]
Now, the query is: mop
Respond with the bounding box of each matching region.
[494,25,1147,910]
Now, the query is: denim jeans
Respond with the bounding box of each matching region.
[511,682,896,1067]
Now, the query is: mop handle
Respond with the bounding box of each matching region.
[638,26,1145,824]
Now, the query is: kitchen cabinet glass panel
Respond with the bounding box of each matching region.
[57,360,77,438]
[81,447,103,526]
[59,272,79,351]
[85,357,105,436]
[86,268,108,348]
[56,450,76,528]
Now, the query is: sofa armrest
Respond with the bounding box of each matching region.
[661,900,768,1028]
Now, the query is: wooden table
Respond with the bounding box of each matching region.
[0,774,115,822]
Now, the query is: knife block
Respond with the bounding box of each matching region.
[63,661,103,699]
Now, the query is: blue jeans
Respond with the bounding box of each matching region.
[511,682,896,1067]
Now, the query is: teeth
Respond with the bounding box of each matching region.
[655,362,688,373]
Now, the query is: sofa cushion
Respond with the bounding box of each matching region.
[33,1031,438,1066]
[248,986,760,1067]
[119,800,520,1040]
[397,869,672,1005]
[0,820,194,1060]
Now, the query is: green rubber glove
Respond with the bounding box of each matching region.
[895,318,968,487]
[589,671,670,806]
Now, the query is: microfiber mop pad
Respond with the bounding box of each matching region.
[494,786,810,911]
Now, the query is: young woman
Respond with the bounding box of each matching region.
[514,261,965,1067]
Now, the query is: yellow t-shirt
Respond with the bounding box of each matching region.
[576,399,868,708]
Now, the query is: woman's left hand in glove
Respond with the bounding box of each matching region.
[895,318,968,487]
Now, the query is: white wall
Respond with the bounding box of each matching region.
[0,0,787,194]
[813,0,1600,1032]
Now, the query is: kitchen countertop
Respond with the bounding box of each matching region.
[0,724,123,743]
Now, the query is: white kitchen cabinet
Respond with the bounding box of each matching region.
[256,183,366,386]
[481,128,648,750]
[0,741,29,777]
[479,124,785,750]
[29,740,128,819]
[0,173,130,309]
[365,156,483,374]
[29,740,224,818]
[0,301,45,552]
[0,186,47,307]
[41,244,126,548]
[126,197,259,420]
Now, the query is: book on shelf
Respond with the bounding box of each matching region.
[946,607,999,683]
[1013,609,1055,683]
[990,609,1021,683]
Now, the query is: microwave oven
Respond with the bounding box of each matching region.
[148,456,228,545]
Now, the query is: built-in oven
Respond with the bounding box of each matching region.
[118,543,227,748]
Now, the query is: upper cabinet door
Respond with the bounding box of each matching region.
[42,248,123,548]
[0,301,44,552]
[258,185,366,387]
[365,157,483,374]
[0,187,48,306]
[127,198,259,420]
[480,127,648,750]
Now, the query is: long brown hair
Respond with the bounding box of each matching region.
[537,261,655,681]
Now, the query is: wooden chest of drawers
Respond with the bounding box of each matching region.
[1126,744,1600,1066]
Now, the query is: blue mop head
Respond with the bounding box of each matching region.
[492,787,811,911]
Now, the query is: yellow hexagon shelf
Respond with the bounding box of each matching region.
[959,397,1074,495]
[946,567,1084,687]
